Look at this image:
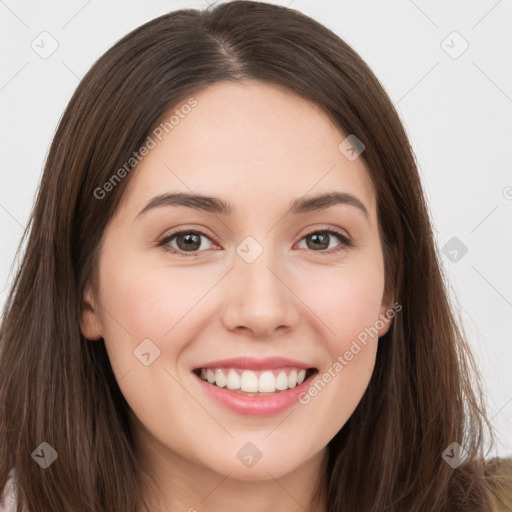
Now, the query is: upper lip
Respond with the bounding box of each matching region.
[193,356,315,371]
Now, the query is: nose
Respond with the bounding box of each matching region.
[221,249,302,338]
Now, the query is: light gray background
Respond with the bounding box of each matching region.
[1,0,511,456]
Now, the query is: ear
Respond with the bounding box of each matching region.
[80,285,103,340]
[377,281,396,338]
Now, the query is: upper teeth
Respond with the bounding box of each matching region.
[199,368,307,392]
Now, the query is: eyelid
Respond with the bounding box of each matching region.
[297,226,353,253]
[158,228,220,257]
[157,225,353,257]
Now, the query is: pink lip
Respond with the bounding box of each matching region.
[193,356,313,371]
[194,374,315,417]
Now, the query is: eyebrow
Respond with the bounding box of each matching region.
[135,191,369,221]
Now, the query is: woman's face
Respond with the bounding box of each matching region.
[81,80,394,482]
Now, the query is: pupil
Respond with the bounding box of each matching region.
[178,233,200,251]
[309,233,328,250]
[175,232,330,252]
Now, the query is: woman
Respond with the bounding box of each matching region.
[1,1,510,511]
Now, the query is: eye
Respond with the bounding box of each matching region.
[297,228,352,254]
[159,230,217,257]
[158,227,352,257]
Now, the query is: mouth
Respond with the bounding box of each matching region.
[192,366,318,396]
[191,356,319,416]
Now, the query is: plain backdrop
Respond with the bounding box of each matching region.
[1,0,511,457]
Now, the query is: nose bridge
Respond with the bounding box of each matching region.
[222,234,300,336]
[237,234,287,303]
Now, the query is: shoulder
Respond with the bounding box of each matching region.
[0,468,16,512]
[485,457,512,512]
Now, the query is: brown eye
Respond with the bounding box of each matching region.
[159,227,352,258]
[297,229,352,253]
[175,232,202,251]
[160,230,215,256]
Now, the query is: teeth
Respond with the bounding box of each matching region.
[258,371,275,392]
[226,369,241,390]
[197,367,311,392]
[240,370,259,392]
[287,369,297,388]
[275,371,288,390]
[215,369,227,388]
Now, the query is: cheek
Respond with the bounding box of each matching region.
[299,271,382,437]
[295,259,384,423]
[98,248,211,346]
[95,251,212,435]
[304,260,385,349]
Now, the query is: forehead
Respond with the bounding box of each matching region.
[117,80,376,221]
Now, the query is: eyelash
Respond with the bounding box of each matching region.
[157,227,353,258]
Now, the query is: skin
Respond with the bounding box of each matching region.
[81,80,394,512]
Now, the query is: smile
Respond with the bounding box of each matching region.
[191,357,318,416]
[194,367,314,394]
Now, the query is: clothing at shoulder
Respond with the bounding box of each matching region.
[0,468,16,512]
[486,457,512,512]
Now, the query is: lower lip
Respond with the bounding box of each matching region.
[193,371,316,417]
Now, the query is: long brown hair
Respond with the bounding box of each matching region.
[1,1,510,511]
